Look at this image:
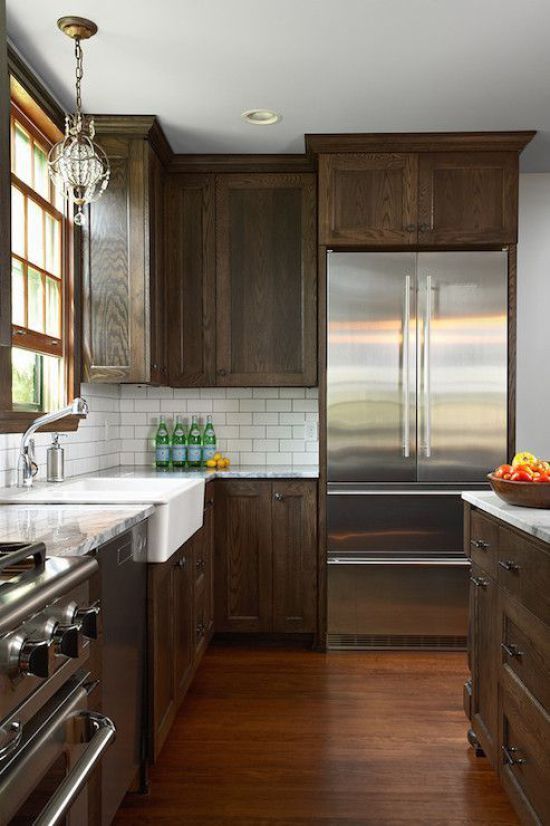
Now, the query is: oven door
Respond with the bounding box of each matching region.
[0,671,115,826]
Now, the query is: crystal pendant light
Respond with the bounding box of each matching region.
[48,17,110,226]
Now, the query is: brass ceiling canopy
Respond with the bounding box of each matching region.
[57,16,98,40]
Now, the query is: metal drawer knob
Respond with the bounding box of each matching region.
[502,745,527,767]
[470,576,489,588]
[498,559,520,572]
[501,642,523,659]
[471,539,490,550]
[175,558,186,568]
[273,492,283,501]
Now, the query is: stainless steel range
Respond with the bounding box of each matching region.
[0,540,113,825]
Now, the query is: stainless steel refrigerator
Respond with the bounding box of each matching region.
[327,251,508,649]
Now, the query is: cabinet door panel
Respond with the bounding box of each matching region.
[165,174,216,386]
[272,481,317,633]
[148,559,175,760]
[214,480,272,631]
[319,153,418,245]
[417,152,518,245]
[470,563,499,765]
[173,544,194,702]
[82,136,148,383]
[149,147,167,384]
[216,173,317,386]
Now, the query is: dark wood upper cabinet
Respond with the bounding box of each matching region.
[417,152,518,245]
[82,117,167,384]
[319,153,418,246]
[165,174,216,386]
[272,480,317,633]
[215,173,317,386]
[315,132,534,248]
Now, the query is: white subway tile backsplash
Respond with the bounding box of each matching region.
[0,384,319,485]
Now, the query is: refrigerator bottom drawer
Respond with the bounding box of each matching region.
[327,561,470,650]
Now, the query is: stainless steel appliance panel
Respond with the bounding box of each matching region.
[328,491,464,558]
[416,251,508,482]
[327,560,470,649]
[327,252,417,483]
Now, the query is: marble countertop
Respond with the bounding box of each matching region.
[462,491,550,544]
[0,503,154,558]
[92,464,319,481]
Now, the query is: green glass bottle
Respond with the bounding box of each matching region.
[155,415,170,469]
[202,415,217,462]
[187,415,203,468]
[171,415,187,469]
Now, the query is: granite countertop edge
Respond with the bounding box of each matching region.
[0,503,155,559]
[462,491,550,544]
[97,464,319,480]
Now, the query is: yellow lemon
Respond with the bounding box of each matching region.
[512,451,537,467]
[213,452,222,461]
[205,459,217,468]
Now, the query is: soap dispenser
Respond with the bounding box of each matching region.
[47,433,66,482]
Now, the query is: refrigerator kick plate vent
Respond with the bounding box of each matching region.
[327,633,467,651]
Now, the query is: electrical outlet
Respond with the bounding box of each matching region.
[305,421,318,442]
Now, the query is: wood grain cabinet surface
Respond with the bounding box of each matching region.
[465,503,550,826]
[165,172,317,387]
[82,118,166,384]
[148,484,215,761]
[317,135,532,248]
[215,479,318,634]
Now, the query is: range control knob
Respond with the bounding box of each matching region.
[74,604,101,640]
[19,639,53,678]
[53,624,82,658]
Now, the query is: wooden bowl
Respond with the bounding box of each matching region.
[487,474,550,509]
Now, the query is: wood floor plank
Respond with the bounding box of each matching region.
[114,643,519,825]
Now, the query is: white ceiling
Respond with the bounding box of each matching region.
[6,0,550,169]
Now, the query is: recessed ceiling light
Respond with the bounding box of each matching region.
[241,109,281,126]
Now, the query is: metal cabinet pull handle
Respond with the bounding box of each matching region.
[470,576,489,588]
[217,368,227,377]
[498,559,520,572]
[175,558,186,568]
[34,711,116,826]
[502,745,527,767]
[418,223,430,233]
[402,275,411,458]
[404,224,416,233]
[471,539,490,550]
[0,720,23,760]
[501,642,522,659]
[273,492,283,501]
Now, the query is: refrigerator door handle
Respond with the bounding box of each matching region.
[402,275,411,458]
[424,274,433,458]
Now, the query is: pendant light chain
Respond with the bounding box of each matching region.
[74,36,83,118]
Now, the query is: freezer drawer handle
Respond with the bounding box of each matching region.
[498,559,521,573]
[0,720,22,761]
[470,539,490,551]
[34,711,116,826]
[470,575,489,588]
[502,745,527,767]
[501,642,523,659]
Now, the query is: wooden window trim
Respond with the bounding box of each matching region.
[0,76,80,432]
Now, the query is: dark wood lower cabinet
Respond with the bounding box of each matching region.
[465,503,550,826]
[148,483,215,761]
[215,479,318,634]
[149,477,318,760]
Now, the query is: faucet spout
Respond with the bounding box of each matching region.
[17,397,88,488]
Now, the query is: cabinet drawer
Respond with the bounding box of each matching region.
[469,510,499,577]
[500,593,550,711]
[497,528,550,624]
[500,668,550,826]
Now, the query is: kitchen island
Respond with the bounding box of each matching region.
[462,492,550,826]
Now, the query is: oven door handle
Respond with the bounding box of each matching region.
[34,711,116,826]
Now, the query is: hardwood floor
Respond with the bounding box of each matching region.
[115,642,519,825]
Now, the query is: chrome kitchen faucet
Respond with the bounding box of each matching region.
[17,397,88,488]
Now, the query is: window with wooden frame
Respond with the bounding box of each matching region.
[9,97,72,412]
